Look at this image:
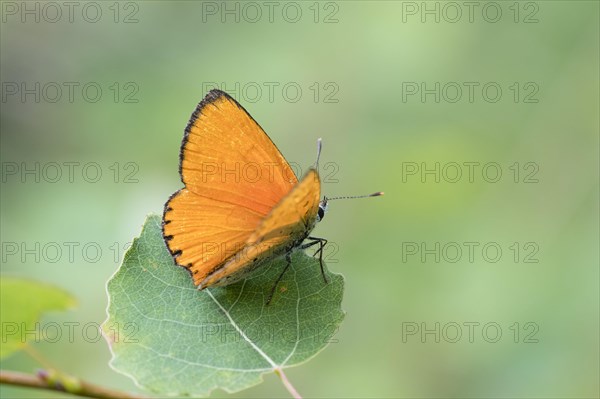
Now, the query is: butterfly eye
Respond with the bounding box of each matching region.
[317,199,328,222]
[317,206,326,222]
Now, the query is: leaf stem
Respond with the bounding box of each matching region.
[274,368,302,399]
[0,370,148,399]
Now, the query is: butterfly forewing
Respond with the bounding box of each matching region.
[163,90,299,285]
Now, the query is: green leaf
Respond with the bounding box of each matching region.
[102,214,345,396]
[0,278,76,359]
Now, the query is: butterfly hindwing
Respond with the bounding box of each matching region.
[163,188,261,284]
[199,169,321,288]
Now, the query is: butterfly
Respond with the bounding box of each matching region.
[162,89,381,303]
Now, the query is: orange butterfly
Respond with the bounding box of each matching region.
[162,90,381,302]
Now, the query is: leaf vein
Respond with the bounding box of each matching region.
[207,290,278,369]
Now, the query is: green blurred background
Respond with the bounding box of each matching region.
[1,1,598,397]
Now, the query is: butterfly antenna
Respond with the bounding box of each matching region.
[314,138,323,169]
[326,192,384,201]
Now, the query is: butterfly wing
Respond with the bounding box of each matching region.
[163,90,298,285]
[199,169,321,288]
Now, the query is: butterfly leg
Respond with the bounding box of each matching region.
[266,252,293,306]
[301,237,329,284]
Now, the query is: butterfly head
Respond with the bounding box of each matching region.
[317,196,329,222]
